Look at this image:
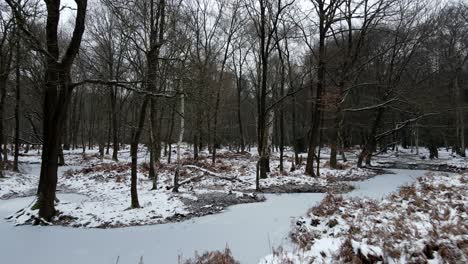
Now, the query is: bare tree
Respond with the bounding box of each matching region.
[0,4,13,177]
[13,15,20,172]
[6,0,88,220]
[212,0,243,164]
[247,0,295,190]
[327,0,394,168]
[304,0,344,176]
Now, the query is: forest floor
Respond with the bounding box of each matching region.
[1,144,376,228]
[0,145,466,229]
[373,147,468,172]
[260,170,468,264]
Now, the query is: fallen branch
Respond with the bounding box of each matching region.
[166,165,247,190]
[183,165,246,182]
[166,174,204,190]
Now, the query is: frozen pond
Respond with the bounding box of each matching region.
[0,169,425,264]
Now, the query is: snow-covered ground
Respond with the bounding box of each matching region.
[261,170,467,264]
[1,145,466,263]
[0,169,424,264]
[1,145,376,228]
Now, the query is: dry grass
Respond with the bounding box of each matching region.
[309,193,344,217]
[77,163,131,174]
[322,160,351,170]
[182,247,239,264]
[270,247,297,264]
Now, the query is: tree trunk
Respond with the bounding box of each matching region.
[329,123,338,169]
[357,107,384,168]
[13,34,20,172]
[129,96,149,208]
[0,76,6,177]
[193,135,198,159]
[236,74,245,153]
[70,92,79,150]
[149,99,158,181]
[58,144,65,165]
[256,0,269,189]
[33,0,88,221]
[105,110,111,155]
[316,113,324,177]
[110,86,119,161]
[150,139,158,190]
[166,103,175,164]
[305,13,326,176]
[212,26,234,164]
[174,91,185,193]
[276,38,285,172]
[291,94,299,166]
[415,124,419,155]
[130,142,140,208]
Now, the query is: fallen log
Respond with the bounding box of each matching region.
[165,165,248,190]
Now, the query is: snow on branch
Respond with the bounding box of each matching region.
[375,112,439,141]
[70,79,177,98]
[344,98,398,112]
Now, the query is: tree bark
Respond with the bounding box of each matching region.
[305,1,328,176]
[357,107,384,168]
[13,30,20,172]
[174,90,185,193]
[166,103,175,164]
[256,0,272,188]
[236,73,245,153]
[129,96,149,208]
[110,85,119,161]
[27,0,88,221]
[455,73,465,157]
[0,75,7,177]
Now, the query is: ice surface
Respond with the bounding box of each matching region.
[345,169,425,199]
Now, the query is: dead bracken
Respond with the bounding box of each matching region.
[273,172,468,263]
